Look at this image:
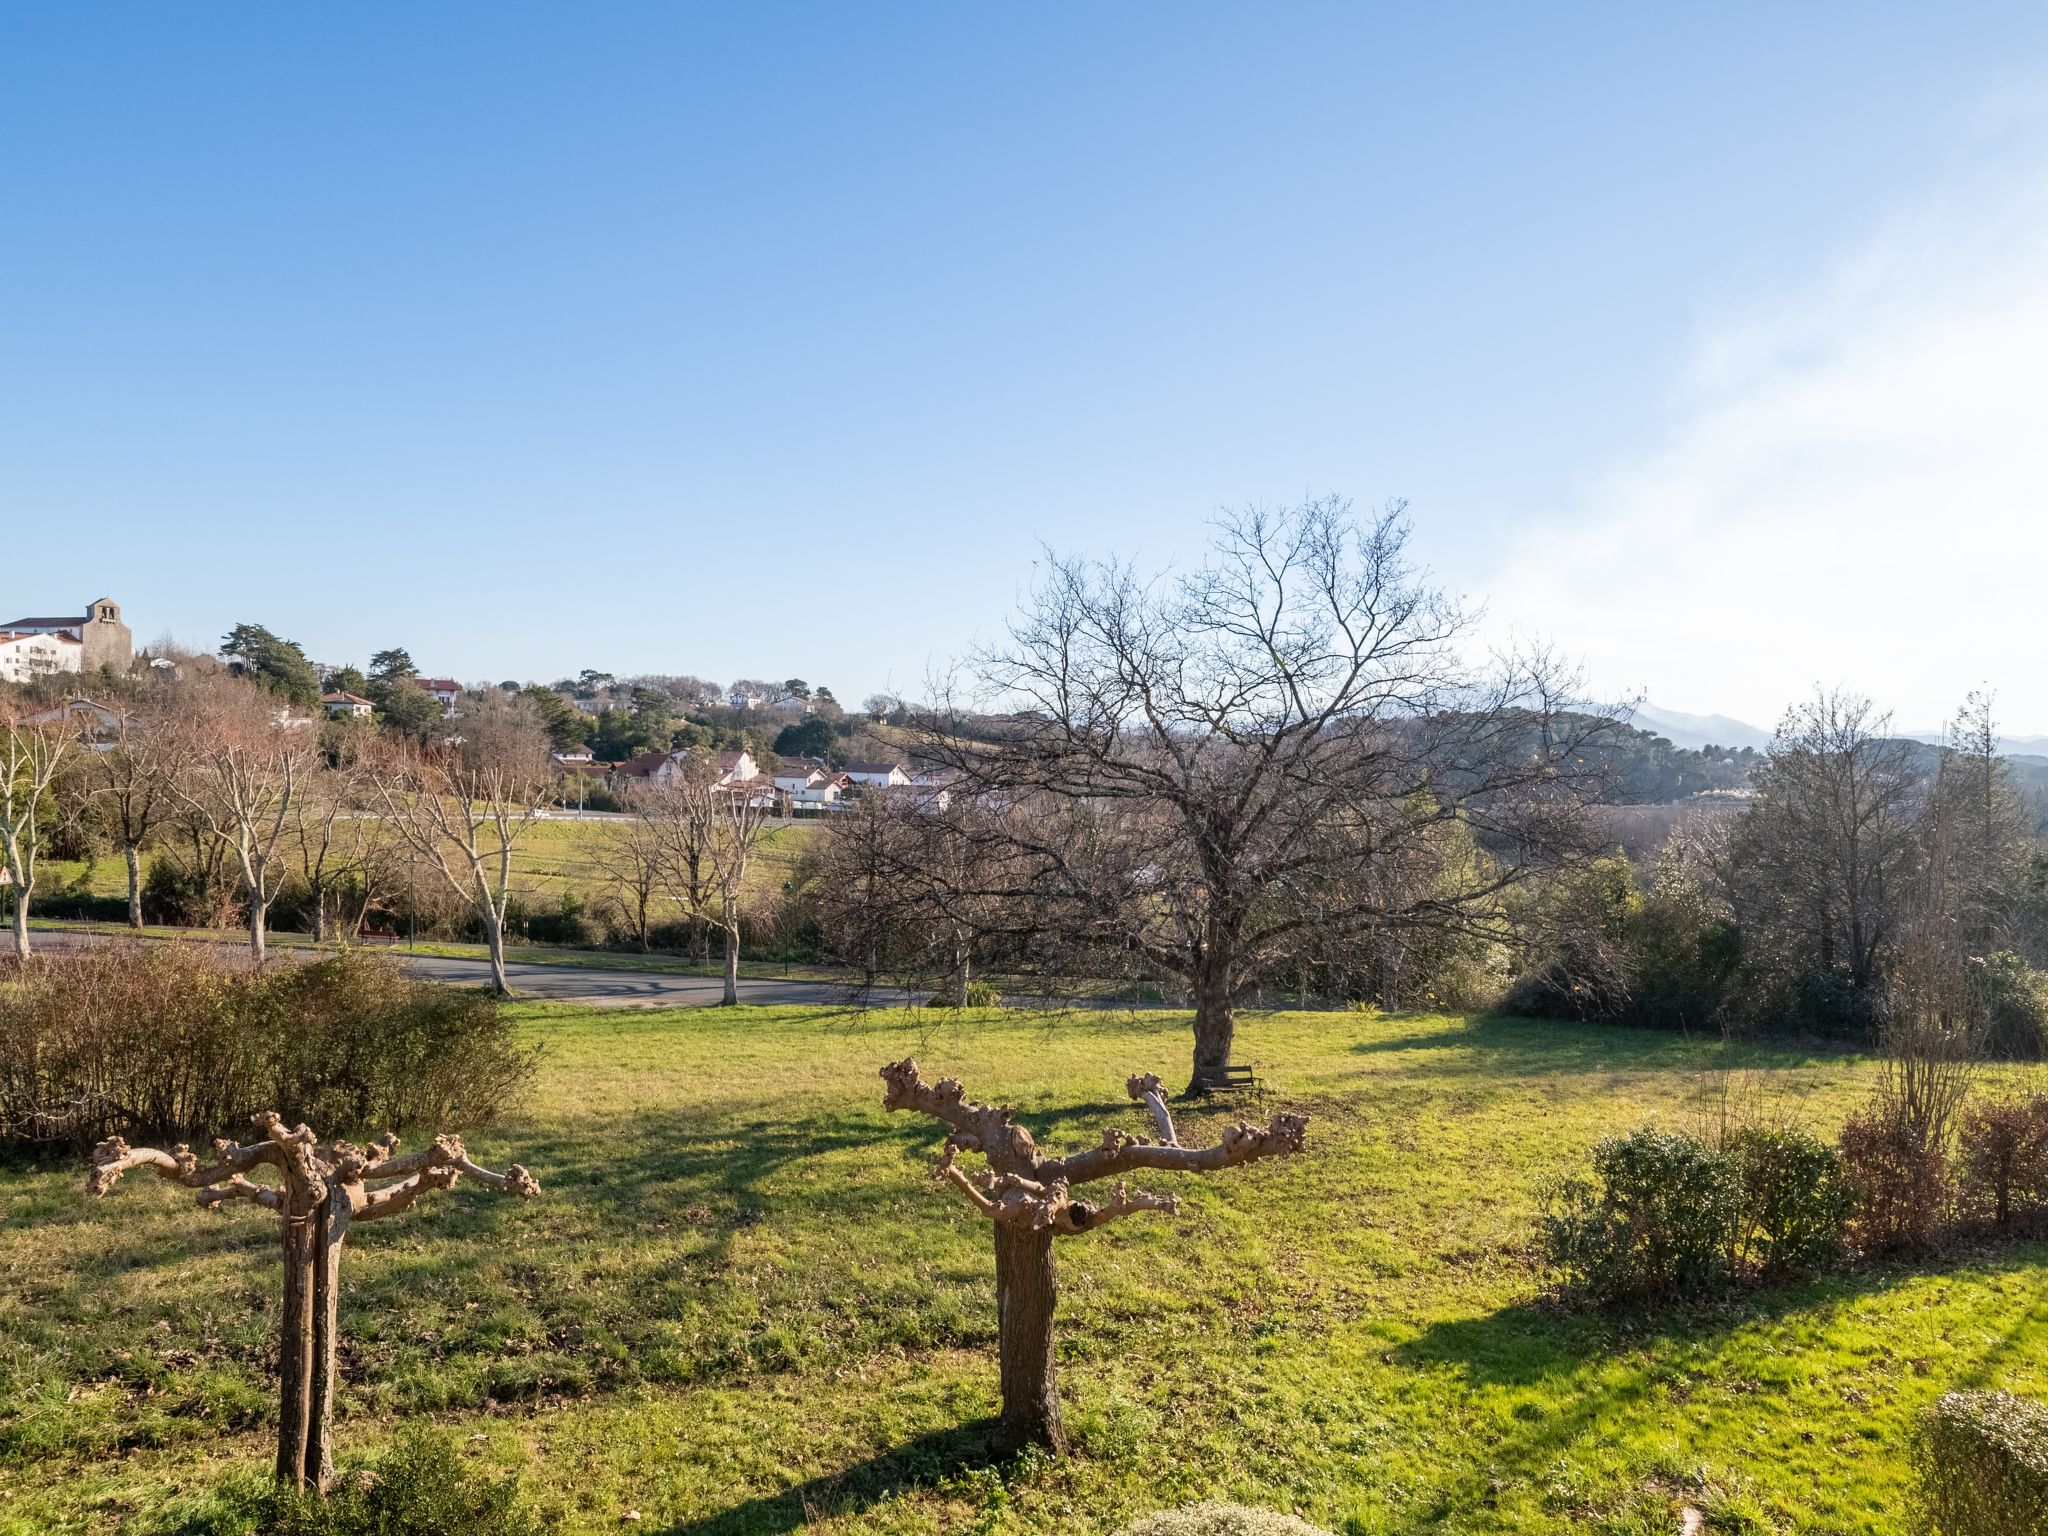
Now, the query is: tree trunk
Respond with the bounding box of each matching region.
[991,1225,1065,1455]
[307,1195,349,1491]
[1188,974,1236,1094]
[311,887,328,945]
[125,845,143,929]
[721,913,739,1006]
[249,899,267,965]
[8,886,27,959]
[275,1210,316,1488]
[485,911,510,995]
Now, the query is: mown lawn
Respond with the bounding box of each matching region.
[1,1005,2043,1534]
[41,815,819,912]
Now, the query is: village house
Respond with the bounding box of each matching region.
[788,770,852,813]
[414,677,463,716]
[321,691,376,719]
[614,746,761,790]
[0,629,82,684]
[841,760,911,788]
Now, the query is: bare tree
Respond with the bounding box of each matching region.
[881,1057,1307,1454]
[0,704,72,956]
[655,765,769,1004]
[290,748,391,943]
[922,498,1609,1089]
[372,693,554,993]
[88,1112,537,1491]
[169,682,320,962]
[1728,689,1921,999]
[87,698,188,929]
[593,783,674,952]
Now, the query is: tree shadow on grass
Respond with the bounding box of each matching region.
[1346,1013,1850,1081]
[654,1419,1005,1536]
[1377,1251,2047,1531]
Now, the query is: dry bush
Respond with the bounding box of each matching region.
[1956,1093,2048,1234]
[1839,1106,1953,1255]
[0,944,536,1151]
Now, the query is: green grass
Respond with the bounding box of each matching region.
[40,816,817,914]
[2,1006,2044,1534]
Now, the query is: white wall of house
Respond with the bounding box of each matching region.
[0,633,83,683]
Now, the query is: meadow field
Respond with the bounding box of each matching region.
[1,1004,2043,1534]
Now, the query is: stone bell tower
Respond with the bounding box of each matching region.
[79,598,133,674]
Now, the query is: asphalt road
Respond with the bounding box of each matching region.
[25,929,849,1008]
[395,952,848,1007]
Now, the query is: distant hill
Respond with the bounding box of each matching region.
[1632,704,1774,754]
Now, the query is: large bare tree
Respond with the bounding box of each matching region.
[0,704,72,957]
[89,1112,538,1491]
[646,762,770,1003]
[881,1058,1306,1454]
[1728,689,1922,999]
[87,697,189,929]
[923,498,1609,1088]
[372,692,554,993]
[170,681,321,962]
[290,746,391,943]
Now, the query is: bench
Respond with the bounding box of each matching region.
[1194,1064,1258,1094]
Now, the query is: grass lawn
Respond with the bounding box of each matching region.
[39,816,819,914]
[1,1005,2044,1534]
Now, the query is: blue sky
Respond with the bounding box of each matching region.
[5,5,2047,729]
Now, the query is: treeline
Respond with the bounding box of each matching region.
[1510,690,2048,1051]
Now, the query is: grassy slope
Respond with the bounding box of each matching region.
[1,1006,2043,1534]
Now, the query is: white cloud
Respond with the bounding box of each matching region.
[1485,121,2048,735]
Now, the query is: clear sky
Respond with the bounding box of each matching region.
[5,5,2047,731]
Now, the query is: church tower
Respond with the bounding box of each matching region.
[80,598,133,673]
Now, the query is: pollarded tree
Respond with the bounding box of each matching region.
[880,1057,1308,1455]
[87,1112,538,1492]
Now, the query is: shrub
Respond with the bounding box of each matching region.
[1117,1504,1334,1536]
[176,1429,545,1536]
[1972,951,2048,1058]
[1956,1093,2048,1233]
[1536,1129,1741,1303]
[929,980,1003,1008]
[1839,1104,1952,1254]
[1910,1390,2048,1536]
[1727,1126,1853,1279]
[1784,965,1880,1040]
[0,946,538,1151]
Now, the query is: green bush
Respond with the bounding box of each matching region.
[1972,951,2048,1058]
[0,946,538,1151]
[1911,1390,2048,1536]
[1537,1129,1741,1303]
[167,1430,544,1536]
[1727,1126,1854,1278]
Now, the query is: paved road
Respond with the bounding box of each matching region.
[396,952,847,1007]
[25,929,848,1008]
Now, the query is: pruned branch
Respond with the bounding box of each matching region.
[1127,1072,1177,1145]
[882,1057,1307,1235]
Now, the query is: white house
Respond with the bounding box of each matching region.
[789,771,852,812]
[415,677,463,716]
[0,629,82,684]
[614,746,761,791]
[729,688,764,711]
[321,691,375,719]
[772,764,826,793]
[841,760,911,788]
